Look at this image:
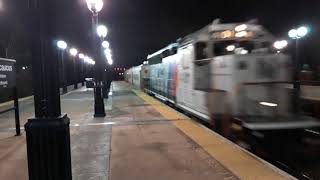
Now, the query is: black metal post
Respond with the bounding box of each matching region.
[91,14,106,117]
[13,87,21,136]
[295,39,300,74]
[73,57,78,89]
[81,59,85,86]
[293,39,301,114]
[61,50,68,94]
[25,0,72,179]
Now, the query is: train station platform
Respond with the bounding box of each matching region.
[0,81,295,180]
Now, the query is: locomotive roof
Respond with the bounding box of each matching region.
[179,19,275,46]
[146,19,275,65]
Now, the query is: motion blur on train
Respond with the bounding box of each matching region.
[125,19,320,150]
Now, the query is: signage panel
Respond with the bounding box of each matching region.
[0,58,16,88]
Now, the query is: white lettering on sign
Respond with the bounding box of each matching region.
[0,74,6,78]
[0,81,8,85]
[0,65,13,72]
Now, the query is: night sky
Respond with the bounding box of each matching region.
[2,0,320,68]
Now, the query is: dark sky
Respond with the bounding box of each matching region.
[3,0,320,68]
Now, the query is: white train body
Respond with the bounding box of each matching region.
[126,20,320,131]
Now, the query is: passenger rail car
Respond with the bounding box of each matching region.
[126,19,320,138]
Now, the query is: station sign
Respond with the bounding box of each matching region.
[0,58,16,88]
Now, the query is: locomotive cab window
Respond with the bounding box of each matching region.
[195,42,208,60]
[193,41,211,91]
[194,42,210,66]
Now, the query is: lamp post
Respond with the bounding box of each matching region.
[57,40,68,94]
[25,0,72,179]
[97,25,111,99]
[288,26,309,112]
[86,0,106,117]
[79,53,85,86]
[288,26,310,73]
[70,48,78,89]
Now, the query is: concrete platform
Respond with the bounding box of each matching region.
[0,82,295,180]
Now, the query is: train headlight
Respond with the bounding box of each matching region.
[235,24,247,32]
[259,102,278,107]
[226,45,236,52]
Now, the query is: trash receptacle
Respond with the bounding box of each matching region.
[85,78,95,88]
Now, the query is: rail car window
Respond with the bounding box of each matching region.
[195,42,208,60]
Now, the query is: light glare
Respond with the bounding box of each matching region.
[86,0,103,13]
[57,40,67,50]
[102,41,110,48]
[79,53,85,59]
[226,45,236,52]
[273,40,288,50]
[240,49,248,54]
[259,102,278,107]
[288,29,298,39]
[69,48,78,56]
[235,24,247,32]
[97,25,108,38]
[297,26,308,37]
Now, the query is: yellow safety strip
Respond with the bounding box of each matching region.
[0,96,33,108]
[134,90,290,180]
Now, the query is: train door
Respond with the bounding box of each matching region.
[177,45,194,109]
[193,42,210,116]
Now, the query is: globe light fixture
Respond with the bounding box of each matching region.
[288,26,310,39]
[273,40,288,50]
[297,26,309,38]
[97,25,108,38]
[79,53,85,59]
[102,41,110,49]
[57,40,67,50]
[104,48,111,56]
[69,48,78,57]
[86,0,103,14]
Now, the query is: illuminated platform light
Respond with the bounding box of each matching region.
[288,29,298,39]
[297,26,309,37]
[69,48,78,57]
[57,40,67,50]
[273,40,288,50]
[86,0,104,13]
[104,48,112,56]
[79,53,85,59]
[259,102,278,107]
[97,25,108,38]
